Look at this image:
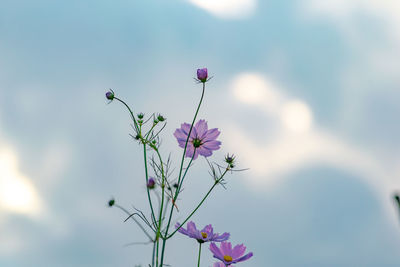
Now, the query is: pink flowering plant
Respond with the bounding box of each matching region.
[104,68,253,266]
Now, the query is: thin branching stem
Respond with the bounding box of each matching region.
[160,82,206,266]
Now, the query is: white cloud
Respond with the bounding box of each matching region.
[302,0,400,49]
[0,147,43,217]
[225,73,399,197]
[280,100,313,133]
[188,0,257,19]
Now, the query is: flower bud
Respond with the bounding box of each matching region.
[108,198,115,207]
[225,153,236,168]
[157,114,165,122]
[105,90,114,100]
[137,113,144,119]
[147,178,156,189]
[197,68,208,82]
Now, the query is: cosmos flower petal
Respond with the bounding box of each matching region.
[210,243,224,259]
[211,242,253,265]
[185,146,195,158]
[220,241,233,256]
[175,223,190,236]
[187,221,197,233]
[202,140,221,150]
[232,244,246,258]
[203,128,220,141]
[212,232,230,242]
[201,224,213,235]
[195,119,208,138]
[193,150,200,160]
[173,128,187,140]
[197,146,213,157]
[233,252,253,263]
[180,123,192,135]
[174,120,221,160]
[174,129,189,147]
[186,148,199,160]
[189,123,199,139]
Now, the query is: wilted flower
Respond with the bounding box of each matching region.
[197,68,208,82]
[175,221,229,244]
[210,242,253,266]
[147,177,156,189]
[173,119,221,160]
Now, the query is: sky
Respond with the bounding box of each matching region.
[1,0,400,266]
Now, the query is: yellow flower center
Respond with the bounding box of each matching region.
[201,232,208,238]
[223,255,233,262]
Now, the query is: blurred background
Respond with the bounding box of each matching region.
[1,0,400,266]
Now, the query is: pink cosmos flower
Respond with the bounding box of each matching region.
[173,119,221,160]
[210,242,253,266]
[175,221,230,243]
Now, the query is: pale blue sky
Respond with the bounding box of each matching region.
[1,0,400,266]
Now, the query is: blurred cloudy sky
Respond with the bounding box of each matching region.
[1,0,400,266]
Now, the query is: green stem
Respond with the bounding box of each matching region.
[151,240,156,267]
[114,97,140,133]
[154,148,166,265]
[156,234,159,267]
[197,243,202,267]
[143,144,157,227]
[175,83,206,199]
[155,148,166,233]
[160,83,206,266]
